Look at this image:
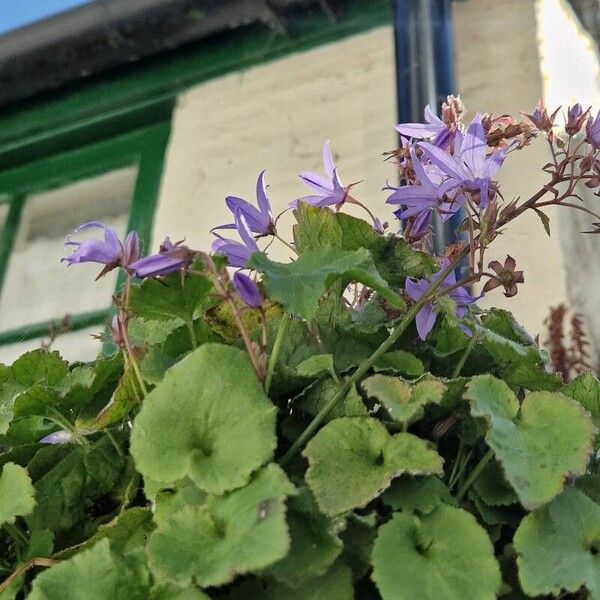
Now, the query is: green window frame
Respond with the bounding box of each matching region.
[0,122,170,346]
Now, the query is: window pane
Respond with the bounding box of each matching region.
[0,324,106,366]
[0,167,137,333]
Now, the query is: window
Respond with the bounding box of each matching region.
[0,123,170,364]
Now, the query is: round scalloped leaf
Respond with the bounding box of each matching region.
[131,344,276,495]
[147,464,296,588]
[269,487,342,587]
[466,375,596,509]
[150,584,210,600]
[362,375,445,425]
[28,539,151,600]
[561,372,600,448]
[514,488,600,598]
[0,462,35,525]
[371,505,501,600]
[303,417,443,516]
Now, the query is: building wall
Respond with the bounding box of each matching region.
[151,0,598,344]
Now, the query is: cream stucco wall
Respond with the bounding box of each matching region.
[153,27,397,263]
[152,1,600,343]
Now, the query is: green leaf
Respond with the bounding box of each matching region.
[131,344,276,495]
[250,247,404,320]
[152,478,207,526]
[303,417,443,515]
[371,505,501,600]
[472,460,518,507]
[294,378,368,424]
[468,491,522,527]
[373,350,424,378]
[292,203,437,284]
[362,375,446,425]
[270,487,342,587]
[382,476,455,515]
[296,354,336,379]
[0,462,36,524]
[562,372,600,448]
[128,272,212,324]
[466,375,597,508]
[340,514,377,580]
[147,464,295,587]
[127,317,181,346]
[514,488,600,598]
[150,584,210,600]
[54,508,155,559]
[28,539,151,600]
[11,350,69,387]
[576,474,600,503]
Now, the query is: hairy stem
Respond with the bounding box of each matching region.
[265,313,290,394]
[456,447,494,502]
[0,558,59,595]
[451,330,479,378]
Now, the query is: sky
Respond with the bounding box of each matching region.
[0,0,92,35]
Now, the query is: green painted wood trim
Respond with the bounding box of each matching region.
[0,309,111,346]
[0,0,390,167]
[0,122,170,346]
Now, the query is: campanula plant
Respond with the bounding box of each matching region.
[1,97,599,599]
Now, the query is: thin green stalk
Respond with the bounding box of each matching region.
[451,330,479,378]
[265,313,290,394]
[3,523,27,549]
[273,233,297,254]
[447,440,464,488]
[456,448,494,502]
[449,448,473,492]
[279,255,463,466]
[185,319,198,349]
[105,429,124,458]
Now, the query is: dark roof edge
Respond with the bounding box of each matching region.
[0,0,334,107]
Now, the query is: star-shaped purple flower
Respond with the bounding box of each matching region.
[62,221,139,279]
[418,114,508,208]
[290,141,348,208]
[386,148,461,235]
[214,171,275,236]
[212,211,259,268]
[405,259,478,340]
[396,105,454,148]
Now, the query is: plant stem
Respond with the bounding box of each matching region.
[105,429,124,458]
[226,295,264,381]
[265,313,290,394]
[273,233,297,254]
[455,448,494,502]
[185,319,198,349]
[279,257,462,466]
[0,558,59,595]
[3,523,27,549]
[447,440,464,489]
[451,331,479,378]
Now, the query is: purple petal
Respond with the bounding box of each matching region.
[212,239,252,268]
[235,212,259,252]
[40,430,74,445]
[415,302,437,340]
[62,239,120,266]
[233,272,262,307]
[386,186,439,207]
[226,196,268,234]
[419,142,470,181]
[129,254,186,278]
[323,141,336,181]
[123,231,140,265]
[405,277,430,302]
[460,113,486,175]
[299,171,333,194]
[256,171,272,217]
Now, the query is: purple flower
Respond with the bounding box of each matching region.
[233,272,262,308]
[40,430,74,445]
[405,259,477,340]
[129,238,194,278]
[587,109,600,149]
[214,171,275,236]
[419,113,508,208]
[565,104,588,135]
[62,222,140,278]
[212,212,259,268]
[386,148,461,235]
[291,141,348,208]
[396,105,454,148]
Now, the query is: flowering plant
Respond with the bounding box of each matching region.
[1,98,600,599]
